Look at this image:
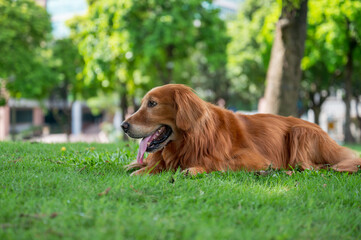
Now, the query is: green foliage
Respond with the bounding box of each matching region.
[227,0,278,109]
[6,37,83,103]
[49,38,84,101]
[125,0,229,85]
[301,0,361,114]
[281,0,304,11]
[0,0,52,99]
[5,51,55,100]
[228,0,361,111]
[68,0,136,96]
[1,142,361,239]
[302,0,361,74]
[69,0,229,105]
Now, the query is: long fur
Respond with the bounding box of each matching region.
[125,84,361,175]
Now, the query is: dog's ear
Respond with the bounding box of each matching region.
[174,88,206,131]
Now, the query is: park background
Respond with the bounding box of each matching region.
[2,1,361,239]
[1,0,361,144]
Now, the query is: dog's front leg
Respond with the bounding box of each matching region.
[130,161,164,176]
[124,161,147,171]
[130,167,149,176]
[182,166,207,176]
[127,152,165,176]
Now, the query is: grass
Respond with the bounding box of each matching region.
[346,144,361,153]
[1,142,361,240]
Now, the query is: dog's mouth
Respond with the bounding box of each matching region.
[136,125,172,164]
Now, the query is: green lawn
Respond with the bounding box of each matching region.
[346,144,361,153]
[1,142,361,240]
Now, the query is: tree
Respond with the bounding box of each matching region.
[343,12,361,143]
[0,0,52,139]
[227,0,278,109]
[352,45,361,137]
[300,64,335,124]
[124,0,229,87]
[263,0,308,116]
[300,1,341,124]
[229,0,361,144]
[302,0,361,142]
[352,64,361,141]
[69,0,229,120]
[0,0,52,101]
[48,38,84,138]
[68,0,136,127]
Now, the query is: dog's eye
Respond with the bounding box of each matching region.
[147,100,157,108]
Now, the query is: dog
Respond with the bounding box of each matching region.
[121,84,361,176]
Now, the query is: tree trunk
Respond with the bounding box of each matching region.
[263,0,308,117]
[355,97,361,143]
[48,82,71,142]
[309,88,328,126]
[214,68,229,104]
[66,101,73,142]
[312,106,321,125]
[343,27,356,143]
[61,81,71,142]
[120,84,128,141]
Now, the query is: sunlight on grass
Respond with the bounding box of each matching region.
[261,185,291,195]
[1,142,361,240]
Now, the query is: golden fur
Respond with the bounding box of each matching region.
[123,84,361,175]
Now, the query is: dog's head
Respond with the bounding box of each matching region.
[121,84,206,159]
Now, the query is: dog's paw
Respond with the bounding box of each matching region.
[124,161,147,171]
[130,167,148,176]
[182,167,206,176]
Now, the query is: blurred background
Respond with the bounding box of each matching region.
[0,0,360,144]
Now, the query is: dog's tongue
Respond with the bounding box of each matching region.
[136,135,152,164]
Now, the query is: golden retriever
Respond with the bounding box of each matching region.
[121,84,361,175]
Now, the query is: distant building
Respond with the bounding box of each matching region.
[259,89,361,144]
[0,0,48,140]
[316,91,361,143]
[0,0,89,141]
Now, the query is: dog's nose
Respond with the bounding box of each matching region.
[121,121,130,133]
